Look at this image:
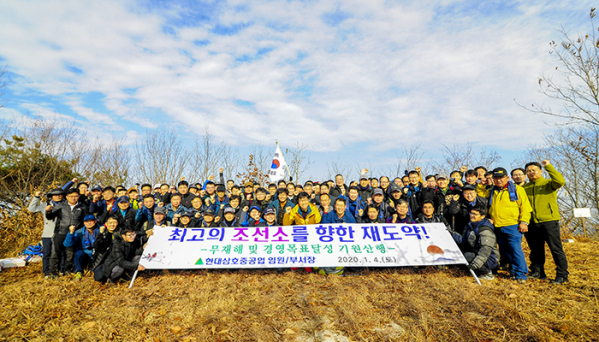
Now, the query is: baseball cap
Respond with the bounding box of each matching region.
[389,184,401,193]
[373,188,384,196]
[492,167,508,178]
[264,207,276,215]
[117,196,130,203]
[224,206,236,214]
[47,188,66,196]
[462,184,476,191]
[91,185,102,192]
[84,214,97,222]
[155,207,167,214]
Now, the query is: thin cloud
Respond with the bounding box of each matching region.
[0,0,595,158]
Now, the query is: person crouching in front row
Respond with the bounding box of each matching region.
[450,206,498,281]
[94,226,149,284]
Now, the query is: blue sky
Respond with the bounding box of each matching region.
[0,0,594,181]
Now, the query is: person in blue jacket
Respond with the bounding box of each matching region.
[241,206,265,227]
[135,194,158,230]
[63,214,100,281]
[321,198,357,224]
[89,186,118,224]
[343,186,367,221]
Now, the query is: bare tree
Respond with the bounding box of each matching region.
[429,142,501,175]
[521,8,599,127]
[134,129,187,186]
[189,125,239,184]
[286,142,314,183]
[191,125,222,183]
[248,143,271,178]
[522,127,599,236]
[326,155,353,181]
[0,116,83,211]
[387,143,423,179]
[73,138,130,186]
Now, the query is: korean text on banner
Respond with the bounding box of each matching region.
[139,223,467,269]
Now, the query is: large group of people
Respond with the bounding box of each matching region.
[28,161,569,285]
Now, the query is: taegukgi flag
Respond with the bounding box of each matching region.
[268,143,287,182]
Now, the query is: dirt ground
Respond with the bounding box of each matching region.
[1,240,598,342]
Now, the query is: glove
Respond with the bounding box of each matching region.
[468,260,483,270]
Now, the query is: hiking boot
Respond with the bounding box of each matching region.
[550,277,569,285]
[478,272,495,281]
[528,271,547,280]
[74,272,83,281]
[516,278,526,284]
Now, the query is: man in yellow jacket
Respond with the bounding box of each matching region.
[523,160,568,284]
[487,167,532,283]
[283,192,321,225]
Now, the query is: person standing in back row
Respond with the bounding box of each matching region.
[486,168,532,284]
[523,160,569,284]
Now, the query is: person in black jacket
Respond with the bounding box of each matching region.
[219,206,240,227]
[450,206,498,280]
[172,210,197,228]
[92,214,120,281]
[447,184,488,234]
[416,200,450,228]
[115,196,137,230]
[357,176,373,201]
[45,188,88,277]
[96,226,148,283]
[155,183,172,206]
[401,170,423,218]
[366,188,395,222]
[177,180,196,209]
[359,204,385,223]
[329,174,348,198]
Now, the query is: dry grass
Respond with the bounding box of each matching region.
[1,240,598,342]
[0,209,44,259]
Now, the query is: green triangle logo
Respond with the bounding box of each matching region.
[195,258,203,265]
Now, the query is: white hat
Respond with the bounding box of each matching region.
[154,183,161,189]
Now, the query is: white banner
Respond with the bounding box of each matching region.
[268,144,287,183]
[139,223,467,269]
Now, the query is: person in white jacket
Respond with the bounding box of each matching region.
[27,188,65,279]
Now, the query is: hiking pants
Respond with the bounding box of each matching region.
[525,220,569,279]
